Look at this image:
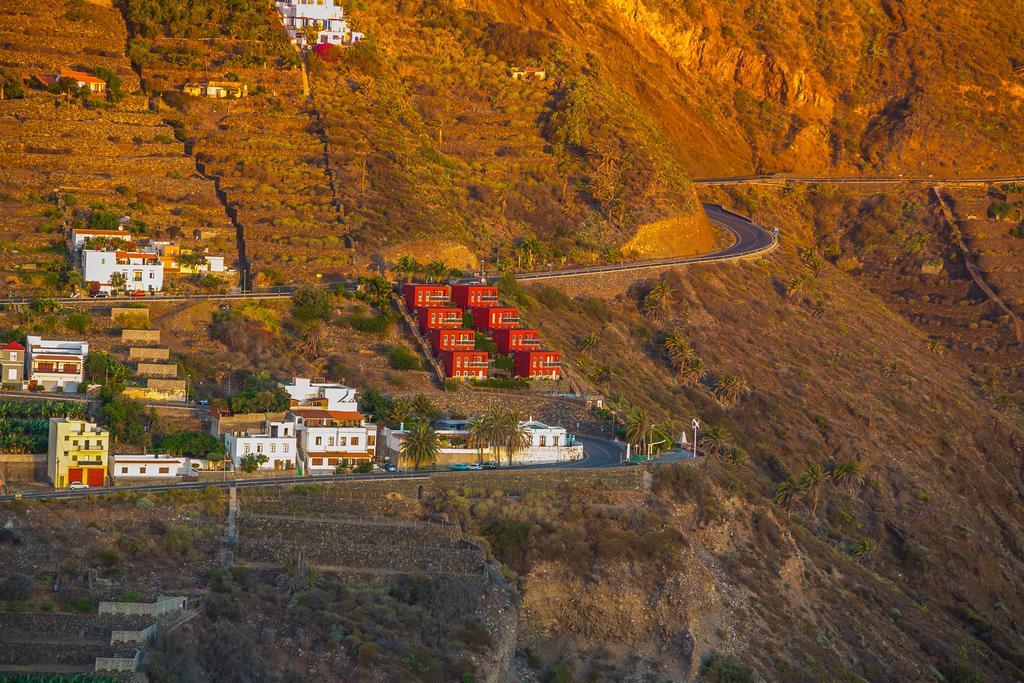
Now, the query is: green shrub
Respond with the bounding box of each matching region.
[470,377,528,390]
[352,462,374,473]
[387,345,422,371]
[701,652,753,683]
[292,286,333,322]
[348,311,393,334]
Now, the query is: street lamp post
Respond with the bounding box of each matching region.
[692,418,700,459]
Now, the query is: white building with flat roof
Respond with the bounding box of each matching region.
[289,408,376,472]
[224,420,298,471]
[26,336,88,392]
[109,454,199,480]
[275,0,363,47]
[82,249,164,293]
[282,377,358,412]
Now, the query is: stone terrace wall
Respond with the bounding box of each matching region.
[0,453,46,481]
[136,363,178,378]
[238,515,461,546]
[121,329,161,344]
[129,347,169,361]
[111,308,150,322]
[0,612,153,639]
[429,467,644,495]
[241,490,422,519]
[236,537,484,575]
[0,642,116,666]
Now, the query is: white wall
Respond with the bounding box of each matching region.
[82,250,164,292]
[111,456,193,478]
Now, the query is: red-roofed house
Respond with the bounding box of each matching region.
[492,328,541,354]
[441,350,488,380]
[288,406,377,472]
[450,284,499,309]
[44,69,107,93]
[1,341,25,387]
[429,328,475,354]
[26,336,88,392]
[403,283,450,311]
[473,306,520,332]
[513,350,561,380]
[417,307,463,333]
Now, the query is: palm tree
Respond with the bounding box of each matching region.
[786,275,808,302]
[400,420,439,471]
[680,355,708,386]
[830,461,864,492]
[663,332,693,371]
[642,280,673,319]
[774,478,801,510]
[292,321,326,360]
[850,538,876,562]
[576,332,599,354]
[925,337,945,355]
[799,463,827,516]
[699,425,732,457]
[394,255,421,283]
[411,393,437,421]
[713,375,749,407]
[623,405,653,456]
[424,260,449,283]
[993,393,1019,414]
[388,398,414,427]
[467,415,492,465]
[979,378,999,399]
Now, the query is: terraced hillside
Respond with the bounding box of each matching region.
[119,3,348,285]
[0,0,235,296]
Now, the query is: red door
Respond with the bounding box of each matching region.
[87,468,104,487]
[67,467,83,484]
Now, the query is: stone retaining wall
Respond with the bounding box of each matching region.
[0,453,47,481]
[129,346,169,361]
[121,329,161,344]
[238,515,460,546]
[98,596,185,618]
[95,650,141,672]
[136,363,178,378]
[236,537,484,574]
[0,642,115,666]
[0,612,153,639]
[111,307,149,321]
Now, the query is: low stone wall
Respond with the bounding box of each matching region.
[110,623,157,646]
[429,467,643,495]
[111,307,149,321]
[129,346,169,361]
[95,650,141,672]
[0,453,47,481]
[241,491,422,518]
[98,596,185,618]
[121,329,161,344]
[0,612,153,639]
[238,515,460,546]
[236,537,484,574]
[198,469,296,482]
[513,444,584,464]
[0,642,115,666]
[136,362,178,378]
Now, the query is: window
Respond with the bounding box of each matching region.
[121,467,128,474]
[328,436,335,446]
[257,444,263,453]
[159,467,169,474]
[539,436,546,447]
[368,435,375,446]
[339,437,347,446]
[270,443,276,453]
[313,458,324,466]
[6,368,14,379]
[283,444,289,452]
[140,466,147,474]
[351,436,359,446]
[315,437,322,446]
[244,443,251,453]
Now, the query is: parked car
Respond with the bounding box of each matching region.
[383,463,397,473]
[449,463,470,471]
[482,461,498,470]
[130,290,148,298]
[466,463,483,470]
[91,291,108,298]
[68,482,90,491]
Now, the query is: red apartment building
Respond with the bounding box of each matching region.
[492,328,541,355]
[403,283,450,310]
[513,350,562,380]
[430,328,475,354]
[450,283,499,309]
[472,306,520,332]
[441,350,489,379]
[417,307,463,333]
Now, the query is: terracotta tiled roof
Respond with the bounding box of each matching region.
[60,69,105,84]
[291,408,364,421]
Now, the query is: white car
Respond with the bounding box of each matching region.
[466,463,484,471]
[68,482,90,491]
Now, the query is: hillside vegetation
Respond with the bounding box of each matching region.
[510,235,1024,679]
